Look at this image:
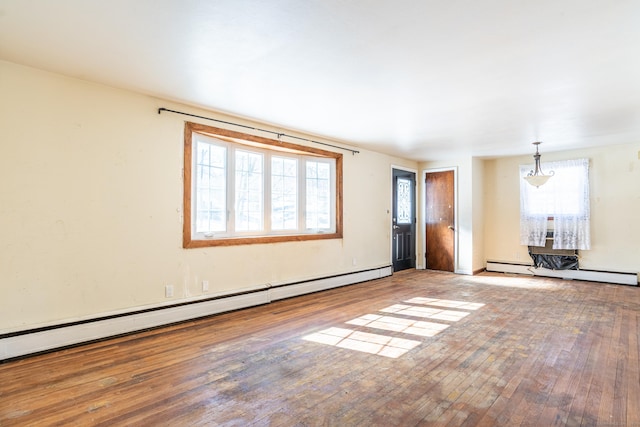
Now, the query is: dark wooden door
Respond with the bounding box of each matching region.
[392,169,416,271]
[425,170,455,272]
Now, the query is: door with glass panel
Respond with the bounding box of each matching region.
[392,169,416,271]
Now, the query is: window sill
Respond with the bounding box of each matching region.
[183,232,343,248]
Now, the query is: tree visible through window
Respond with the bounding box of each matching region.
[271,156,298,230]
[235,150,263,232]
[305,160,332,230]
[184,122,343,247]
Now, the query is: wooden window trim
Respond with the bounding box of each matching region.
[183,122,343,248]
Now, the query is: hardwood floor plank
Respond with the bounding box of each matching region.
[564,318,605,425]
[1,270,639,426]
[597,306,624,425]
[627,311,640,427]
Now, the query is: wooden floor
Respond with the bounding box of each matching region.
[1,270,639,426]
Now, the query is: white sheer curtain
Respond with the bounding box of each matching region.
[520,158,590,250]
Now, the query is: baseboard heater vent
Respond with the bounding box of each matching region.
[486,261,638,286]
[0,265,392,361]
[529,239,578,270]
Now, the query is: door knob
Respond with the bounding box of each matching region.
[393,225,400,229]
[448,225,455,230]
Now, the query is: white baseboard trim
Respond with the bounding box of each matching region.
[269,266,392,301]
[1,266,392,361]
[486,261,638,286]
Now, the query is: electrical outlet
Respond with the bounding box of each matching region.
[202,280,209,292]
[165,284,174,298]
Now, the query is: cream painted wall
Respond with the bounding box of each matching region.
[0,61,417,332]
[484,143,640,274]
[471,157,485,273]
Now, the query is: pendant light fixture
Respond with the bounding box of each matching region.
[523,142,554,188]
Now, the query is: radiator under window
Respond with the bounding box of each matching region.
[528,235,579,270]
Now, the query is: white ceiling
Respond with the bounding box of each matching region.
[1,0,639,160]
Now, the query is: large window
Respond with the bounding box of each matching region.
[184,122,343,247]
[519,158,590,250]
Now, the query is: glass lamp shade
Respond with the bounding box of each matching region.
[524,174,551,188]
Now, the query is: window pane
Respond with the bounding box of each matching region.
[520,161,587,217]
[195,142,226,233]
[272,157,298,230]
[307,162,317,179]
[306,160,331,229]
[397,178,412,224]
[235,150,263,231]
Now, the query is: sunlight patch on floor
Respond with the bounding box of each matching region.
[467,274,558,289]
[302,327,421,358]
[405,297,485,310]
[302,296,485,358]
[380,304,470,321]
[346,314,449,337]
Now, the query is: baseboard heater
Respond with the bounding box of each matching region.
[486,261,638,286]
[0,266,392,361]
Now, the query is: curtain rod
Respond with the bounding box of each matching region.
[158,107,359,155]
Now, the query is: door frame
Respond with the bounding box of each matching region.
[422,166,458,273]
[390,165,418,270]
